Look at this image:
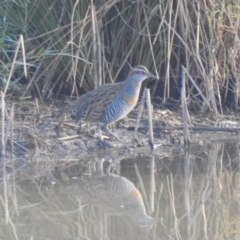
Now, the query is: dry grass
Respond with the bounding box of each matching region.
[0,0,239,112]
[1,0,240,154]
[1,2,240,238]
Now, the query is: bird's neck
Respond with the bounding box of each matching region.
[123,78,143,98]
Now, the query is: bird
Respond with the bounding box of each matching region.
[64,173,156,228]
[59,65,158,141]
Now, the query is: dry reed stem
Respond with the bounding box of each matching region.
[1,91,5,157]
[78,9,90,88]
[22,2,67,97]
[4,36,21,94]
[182,66,210,108]
[194,55,218,116]
[3,104,14,157]
[91,0,98,89]
[2,0,239,112]
[142,2,158,79]
[22,63,41,97]
[163,0,174,101]
[91,1,103,136]
[96,17,102,88]
[146,88,154,151]
[134,88,146,139]
[71,0,79,82]
[35,98,39,114]
[195,1,200,56]
[181,67,190,147]
[20,35,27,78]
[10,104,14,159]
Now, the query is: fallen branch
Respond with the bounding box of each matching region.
[128,126,240,133]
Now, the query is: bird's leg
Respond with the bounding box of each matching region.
[104,125,121,142]
[96,124,103,141]
[96,124,113,148]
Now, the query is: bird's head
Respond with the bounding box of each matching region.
[127,65,158,82]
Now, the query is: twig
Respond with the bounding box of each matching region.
[58,135,82,141]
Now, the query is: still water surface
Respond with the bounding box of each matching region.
[1,142,240,240]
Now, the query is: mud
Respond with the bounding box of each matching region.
[1,100,240,164]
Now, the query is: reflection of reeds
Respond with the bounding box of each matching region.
[1,93,20,238]
[1,145,240,239]
[158,143,240,239]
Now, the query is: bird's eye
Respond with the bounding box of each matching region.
[140,71,144,75]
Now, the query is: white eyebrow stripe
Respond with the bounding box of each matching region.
[132,67,148,72]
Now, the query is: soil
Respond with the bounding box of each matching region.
[1,99,240,165]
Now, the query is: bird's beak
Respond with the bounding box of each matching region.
[146,72,158,79]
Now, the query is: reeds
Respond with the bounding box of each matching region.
[1,0,239,111]
[181,67,191,147]
[134,88,155,151]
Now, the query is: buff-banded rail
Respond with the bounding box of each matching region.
[60,65,157,141]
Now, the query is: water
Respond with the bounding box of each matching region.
[0,142,240,240]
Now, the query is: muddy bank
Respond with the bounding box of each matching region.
[1,100,240,163]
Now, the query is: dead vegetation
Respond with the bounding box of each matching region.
[1,0,240,158]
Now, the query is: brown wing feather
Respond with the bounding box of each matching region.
[60,82,124,123]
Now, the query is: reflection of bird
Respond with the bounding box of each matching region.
[60,66,157,141]
[65,174,156,228]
